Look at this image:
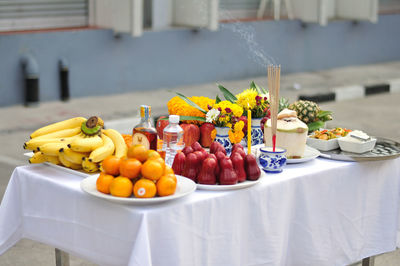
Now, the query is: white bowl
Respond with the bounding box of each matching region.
[306,136,339,151]
[338,137,376,154]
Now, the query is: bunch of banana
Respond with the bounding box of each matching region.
[25,116,128,173]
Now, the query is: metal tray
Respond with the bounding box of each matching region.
[319,137,400,162]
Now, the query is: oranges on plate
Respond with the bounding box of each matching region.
[96,144,177,198]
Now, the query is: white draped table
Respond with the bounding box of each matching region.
[1,157,400,266]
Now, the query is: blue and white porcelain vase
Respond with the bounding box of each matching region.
[251,118,264,146]
[215,127,232,154]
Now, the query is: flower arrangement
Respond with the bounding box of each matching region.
[236,89,270,118]
[167,95,215,124]
[206,100,243,128]
[205,100,244,144]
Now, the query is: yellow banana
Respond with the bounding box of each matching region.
[29,152,46,164]
[58,152,72,167]
[102,129,127,158]
[69,133,103,153]
[82,157,99,173]
[43,154,61,165]
[24,136,77,151]
[33,127,81,140]
[38,142,68,156]
[89,134,115,163]
[58,152,81,169]
[60,147,88,165]
[30,117,86,139]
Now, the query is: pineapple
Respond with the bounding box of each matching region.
[288,100,332,131]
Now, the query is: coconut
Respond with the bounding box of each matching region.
[264,109,308,158]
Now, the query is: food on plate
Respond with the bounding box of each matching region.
[110,177,133,198]
[310,128,352,140]
[96,145,177,198]
[264,109,308,158]
[171,140,261,185]
[199,123,215,148]
[25,116,128,173]
[338,130,376,154]
[288,100,332,132]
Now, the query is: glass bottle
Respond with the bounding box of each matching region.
[132,105,157,150]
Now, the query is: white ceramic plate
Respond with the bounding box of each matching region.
[196,178,261,191]
[286,146,321,164]
[24,152,94,177]
[80,174,196,205]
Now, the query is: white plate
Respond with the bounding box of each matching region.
[80,175,196,205]
[196,178,261,191]
[24,152,94,177]
[286,146,321,164]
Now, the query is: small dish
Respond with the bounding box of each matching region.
[306,136,339,151]
[338,137,377,154]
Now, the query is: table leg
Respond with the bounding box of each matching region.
[361,256,375,266]
[55,248,70,266]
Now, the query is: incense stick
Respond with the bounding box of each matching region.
[268,65,281,152]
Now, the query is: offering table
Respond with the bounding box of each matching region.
[1,157,400,266]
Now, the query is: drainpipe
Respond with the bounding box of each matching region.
[59,57,70,101]
[21,54,39,106]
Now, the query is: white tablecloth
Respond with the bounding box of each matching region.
[1,158,400,266]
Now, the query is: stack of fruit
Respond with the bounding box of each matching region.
[172,141,261,185]
[96,145,177,198]
[24,116,127,173]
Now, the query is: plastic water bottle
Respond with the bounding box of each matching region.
[162,115,184,166]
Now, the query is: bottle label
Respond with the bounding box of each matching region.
[132,132,150,149]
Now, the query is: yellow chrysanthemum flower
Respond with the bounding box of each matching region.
[236,89,258,111]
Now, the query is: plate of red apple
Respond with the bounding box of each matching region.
[172,141,262,191]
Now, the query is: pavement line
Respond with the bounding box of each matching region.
[298,81,398,103]
[0,154,26,166]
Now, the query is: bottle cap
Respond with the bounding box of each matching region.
[169,115,180,124]
[140,105,151,120]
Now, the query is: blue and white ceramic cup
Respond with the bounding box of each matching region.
[259,147,287,173]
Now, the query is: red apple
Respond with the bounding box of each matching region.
[181,123,200,147]
[156,116,169,139]
[200,123,215,148]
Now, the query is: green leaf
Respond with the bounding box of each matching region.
[175,92,207,114]
[278,97,289,112]
[216,95,221,104]
[250,81,263,95]
[179,116,206,122]
[317,110,332,118]
[307,121,325,132]
[217,84,237,103]
[251,81,267,94]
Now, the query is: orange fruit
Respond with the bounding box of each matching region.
[165,173,177,183]
[96,172,114,194]
[133,178,157,198]
[156,175,177,197]
[102,156,122,176]
[119,158,142,179]
[109,177,133,197]
[147,149,161,160]
[127,144,148,162]
[164,165,174,175]
[141,159,164,180]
